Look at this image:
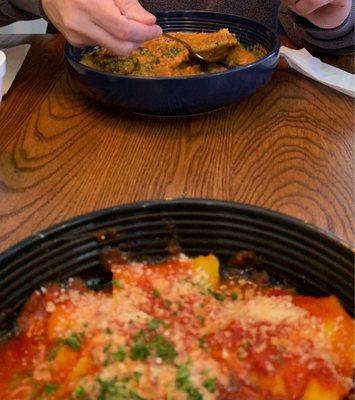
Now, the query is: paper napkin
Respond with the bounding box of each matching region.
[280,46,355,98]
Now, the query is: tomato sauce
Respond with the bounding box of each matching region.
[0,254,353,399]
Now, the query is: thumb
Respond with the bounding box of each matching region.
[117,0,157,25]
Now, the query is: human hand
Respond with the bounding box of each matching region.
[41,0,162,55]
[281,0,352,29]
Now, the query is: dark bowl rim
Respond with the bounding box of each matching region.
[0,198,353,265]
[64,10,280,82]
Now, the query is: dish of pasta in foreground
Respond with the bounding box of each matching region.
[0,253,353,399]
[81,29,267,77]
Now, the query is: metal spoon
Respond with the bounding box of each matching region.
[163,32,232,69]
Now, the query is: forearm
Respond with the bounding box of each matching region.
[279,3,354,54]
[0,0,43,26]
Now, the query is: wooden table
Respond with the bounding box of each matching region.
[0,34,353,253]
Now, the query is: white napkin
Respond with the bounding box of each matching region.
[0,44,31,101]
[280,46,355,98]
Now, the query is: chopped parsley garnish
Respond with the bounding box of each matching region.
[196,315,205,324]
[175,365,202,400]
[97,378,145,400]
[152,288,160,298]
[47,345,60,361]
[162,47,181,58]
[140,48,151,56]
[176,365,190,390]
[74,386,86,398]
[148,318,161,331]
[152,335,177,362]
[242,340,251,351]
[103,344,111,353]
[112,279,124,289]
[64,332,85,350]
[106,327,113,334]
[113,346,126,362]
[207,288,226,301]
[103,345,112,366]
[198,337,207,350]
[43,383,60,394]
[231,292,238,300]
[49,332,85,359]
[98,379,119,400]
[130,342,151,361]
[130,319,177,362]
[130,327,176,363]
[203,378,217,393]
[164,299,172,308]
[186,388,203,400]
[132,371,142,382]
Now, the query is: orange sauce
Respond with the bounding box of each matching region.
[0,254,353,399]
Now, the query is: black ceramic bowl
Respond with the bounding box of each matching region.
[0,199,353,338]
[65,11,280,116]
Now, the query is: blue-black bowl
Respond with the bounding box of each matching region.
[65,11,280,116]
[0,199,353,337]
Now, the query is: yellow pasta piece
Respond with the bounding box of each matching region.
[68,355,91,380]
[301,379,341,400]
[270,374,287,397]
[192,254,220,286]
[53,345,78,371]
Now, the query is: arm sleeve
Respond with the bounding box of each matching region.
[0,0,44,27]
[279,2,354,55]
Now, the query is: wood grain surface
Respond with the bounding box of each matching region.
[0,34,353,253]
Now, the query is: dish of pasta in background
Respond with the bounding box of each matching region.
[81,29,267,77]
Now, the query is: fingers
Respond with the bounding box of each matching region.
[57,7,140,55]
[281,0,351,29]
[303,2,352,28]
[43,0,162,56]
[117,0,157,25]
[117,16,162,42]
[293,0,329,16]
[75,23,141,55]
[65,29,139,56]
[92,4,162,43]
